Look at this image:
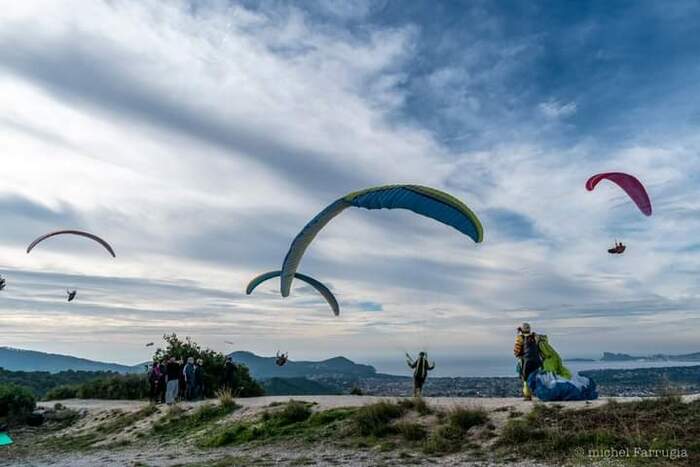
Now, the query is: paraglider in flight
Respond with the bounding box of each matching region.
[27,230,116,257]
[0,276,5,291]
[608,241,626,255]
[586,173,651,254]
[280,185,483,297]
[66,290,77,302]
[275,351,289,367]
[246,270,339,316]
[224,340,235,345]
[145,342,154,347]
[586,172,652,216]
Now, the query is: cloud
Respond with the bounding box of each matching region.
[538,100,577,119]
[1,0,700,364]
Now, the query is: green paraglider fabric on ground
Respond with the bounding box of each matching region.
[0,432,13,446]
[538,335,572,379]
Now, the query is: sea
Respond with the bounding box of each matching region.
[368,357,700,378]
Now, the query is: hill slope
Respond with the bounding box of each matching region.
[0,347,138,373]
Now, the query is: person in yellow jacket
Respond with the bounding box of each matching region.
[513,322,542,401]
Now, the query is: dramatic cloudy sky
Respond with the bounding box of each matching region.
[2,0,700,371]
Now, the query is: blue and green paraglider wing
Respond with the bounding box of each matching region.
[247,270,339,316]
[280,184,483,297]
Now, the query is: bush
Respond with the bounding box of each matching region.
[276,400,312,425]
[448,407,488,432]
[396,421,427,441]
[74,374,149,400]
[397,398,432,416]
[44,385,79,401]
[350,386,363,396]
[0,383,36,423]
[353,401,404,437]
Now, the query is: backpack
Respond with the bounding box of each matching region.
[522,333,541,363]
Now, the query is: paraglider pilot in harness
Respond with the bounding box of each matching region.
[66,289,77,302]
[406,351,434,397]
[275,351,288,367]
[608,241,626,255]
[514,322,543,401]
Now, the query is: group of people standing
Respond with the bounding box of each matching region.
[148,356,205,404]
[148,355,240,404]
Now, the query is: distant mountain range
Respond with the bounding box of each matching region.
[0,347,143,374]
[0,347,377,381]
[229,351,377,380]
[601,352,700,362]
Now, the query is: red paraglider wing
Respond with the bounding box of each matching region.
[586,172,652,216]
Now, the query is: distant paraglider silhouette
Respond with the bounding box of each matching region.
[0,276,6,291]
[27,230,116,257]
[66,290,77,302]
[145,342,154,347]
[275,351,288,367]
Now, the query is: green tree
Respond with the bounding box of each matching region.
[152,334,263,397]
[0,383,36,424]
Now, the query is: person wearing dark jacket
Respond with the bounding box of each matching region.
[514,322,542,401]
[223,356,237,390]
[183,357,196,401]
[194,359,205,400]
[165,357,181,405]
[406,351,435,397]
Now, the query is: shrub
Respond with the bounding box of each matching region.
[44,385,79,401]
[353,401,404,437]
[0,383,36,423]
[277,400,312,425]
[216,387,236,409]
[448,407,488,432]
[396,422,427,441]
[350,386,363,396]
[398,398,432,415]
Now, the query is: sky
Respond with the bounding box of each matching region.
[2,0,700,371]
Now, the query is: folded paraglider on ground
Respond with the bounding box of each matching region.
[526,335,598,401]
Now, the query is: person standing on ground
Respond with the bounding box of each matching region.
[148,362,161,403]
[157,359,167,403]
[183,357,196,401]
[514,322,543,401]
[194,359,205,400]
[406,351,435,397]
[223,356,237,391]
[165,357,181,405]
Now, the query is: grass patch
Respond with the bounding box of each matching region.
[497,396,700,465]
[199,402,353,448]
[421,406,488,455]
[153,402,238,438]
[353,401,405,437]
[395,421,427,441]
[447,407,488,432]
[397,398,432,416]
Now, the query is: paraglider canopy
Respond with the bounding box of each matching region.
[66,290,77,302]
[608,242,626,254]
[586,172,652,216]
[145,342,154,347]
[27,230,116,257]
[0,276,5,291]
[280,184,483,297]
[247,270,339,316]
